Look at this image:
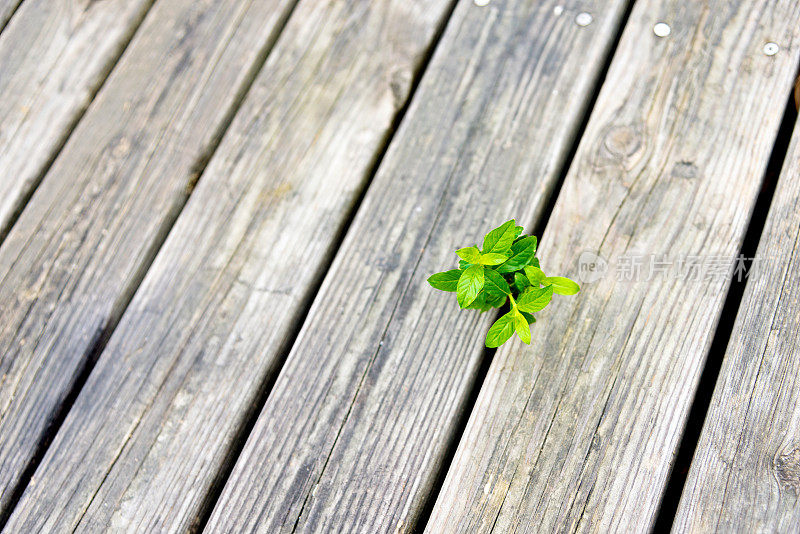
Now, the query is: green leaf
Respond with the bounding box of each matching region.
[497,236,538,273]
[427,220,578,346]
[464,290,489,311]
[514,272,529,293]
[517,285,553,313]
[510,228,525,246]
[486,292,507,309]
[485,312,515,348]
[482,220,516,254]
[456,246,481,264]
[484,268,511,297]
[467,289,507,311]
[543,276,580,295]
[478,252,509,265]
[457,265,484,307]
[524,265,546,286]
[512,309,531,344]
[427,269,462,292]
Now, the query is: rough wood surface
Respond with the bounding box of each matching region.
[673,120,800,532]
[0,0,154,239]
[0,0,22,31]
[0,0,297,520]
[204,1,631,532]
[3,0,456,531]
[425,1,800,532]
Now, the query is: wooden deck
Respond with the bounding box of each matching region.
[0,0,799,532]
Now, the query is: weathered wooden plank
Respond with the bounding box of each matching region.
[203,2,631,532]
[425,2,800,532]
[3,1,457,531]
[0,0,155,239]
[672,121,800,532]
[0,0,21,31]
[0,0,298,520]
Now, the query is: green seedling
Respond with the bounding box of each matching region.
[427,219,580,348]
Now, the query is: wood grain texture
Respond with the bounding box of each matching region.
[0,0,155,239]
[0,0,22,31]
[425,1,800,532]
[204,1,630,532]
[672,120,800,532]
[0,0,297,520]
[3,1,456,532]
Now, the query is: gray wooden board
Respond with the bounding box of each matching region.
[425,1,800,532]
[672,123,800,531]
[0,0,21,31]
[204,1,631,532]
[3,0,457,531]
[0,0,298,520]
[0,0,155,239]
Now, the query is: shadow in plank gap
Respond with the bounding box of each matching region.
[425,0,800,531]
[654,89,798,531]
[3,0,456,532]
[204,1,631,532]
[0,0,22,34]
[190,1,460,531]
[415,1,636,530]
[0,0,156,243]
[670,90,800,530]
[0,0,299,526]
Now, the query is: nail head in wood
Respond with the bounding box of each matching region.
[764,42,779,55]
[653,22,671,37]
[576,12,593,26]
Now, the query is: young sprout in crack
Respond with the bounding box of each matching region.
[427,219,580,348]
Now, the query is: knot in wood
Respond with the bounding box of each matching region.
[112,136,131,158]
[774,446,800,494]
[671,160,698,179]
[389,67,412,110]
[602,124,641,160]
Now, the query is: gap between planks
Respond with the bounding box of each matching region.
[0,0,22,35]
[0,0,300,525]
[425,0,800,531]
[189,2,460,531]
[1,1,306,527]
[203,1,632,532]
[653,88,799,531]
[0,0,158,243]
[415,1,636,530]
[2,0,458,532]
[672,94,800,533]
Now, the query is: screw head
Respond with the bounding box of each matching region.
[764,42,779,56]
[575,12,593,27]
[653,22,671,37]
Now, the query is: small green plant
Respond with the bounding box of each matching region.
[427,219,579,348]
